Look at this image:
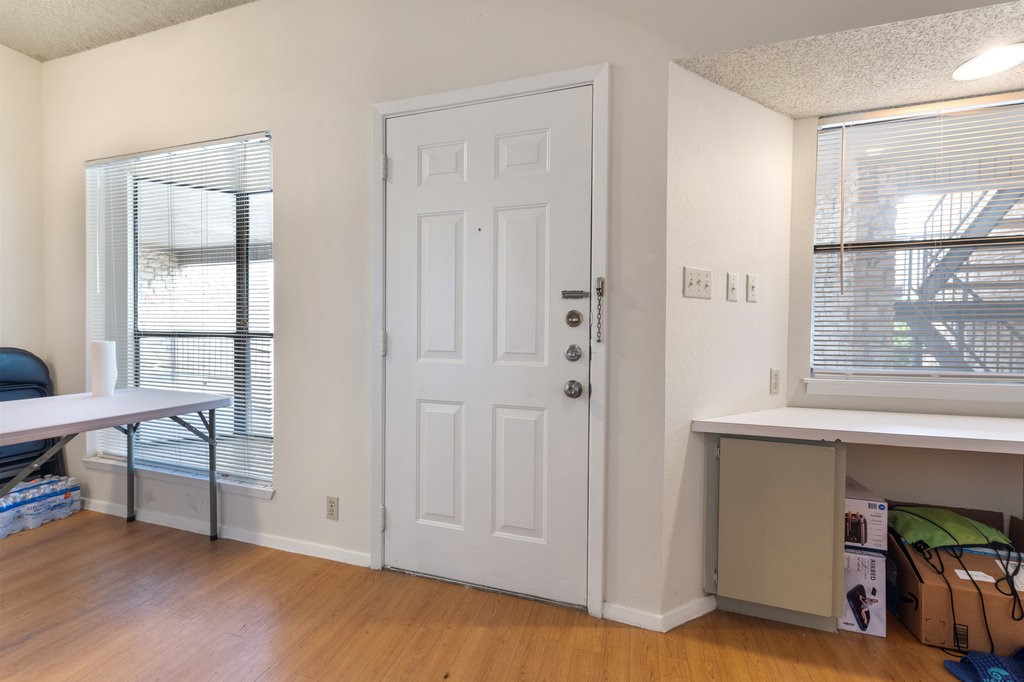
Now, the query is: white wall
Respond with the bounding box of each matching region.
[39,0,679,615]
[0,46,44,353]
[846,445,1023,527]
[21,0,1012,622]
[663,63,794,618]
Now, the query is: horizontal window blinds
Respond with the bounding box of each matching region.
[812,100,1024,378]
[86,133,274,483]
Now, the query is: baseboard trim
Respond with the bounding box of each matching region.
[82,498,371,567]
[660,595,718,631]
[603,595,716,632]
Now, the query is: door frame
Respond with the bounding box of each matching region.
[370,64,609,617]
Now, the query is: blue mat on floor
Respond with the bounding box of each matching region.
[946,648,1024,682]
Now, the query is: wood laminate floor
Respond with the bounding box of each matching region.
[1,511,950,680]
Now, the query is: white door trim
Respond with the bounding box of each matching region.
[370,64,609,618]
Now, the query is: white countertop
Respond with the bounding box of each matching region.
[0,388,233,446]
[692,407,1024,455]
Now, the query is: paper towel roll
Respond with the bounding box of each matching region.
[91,340,117,397]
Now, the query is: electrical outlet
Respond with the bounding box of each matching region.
[726,272,738,302]
[326,496,339,521]
[769,368,780,395]
[683,267,712,299]
[746,274,759,303]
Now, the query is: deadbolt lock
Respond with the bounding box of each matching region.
[565,310,583,327]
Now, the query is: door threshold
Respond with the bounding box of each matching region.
[383,565,587,613]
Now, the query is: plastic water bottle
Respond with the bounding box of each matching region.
[67,478,81,514]
[0,497,13,539]
[22,490,45,530]
[5,494,21,536]
[38,480,53,524]
[45,479,65,521]
[11,493,27,535]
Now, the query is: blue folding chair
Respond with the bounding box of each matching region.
[0,348,66,483]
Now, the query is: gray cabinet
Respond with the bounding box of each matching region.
[706,436,845,630]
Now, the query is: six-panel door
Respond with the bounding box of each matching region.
[384,86,593,605]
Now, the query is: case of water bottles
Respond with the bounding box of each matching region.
[0,475,81,539]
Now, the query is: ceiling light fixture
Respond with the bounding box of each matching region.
[953,42,1024,81]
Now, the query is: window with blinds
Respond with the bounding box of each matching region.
[811,98,1024,380]
[86,133,274,484]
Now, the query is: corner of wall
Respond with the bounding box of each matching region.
[0,46,45,353]
[785,117,820,407]
[662,61,796,620]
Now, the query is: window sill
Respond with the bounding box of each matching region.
[804,377,1024,403]
[82,455,275,500]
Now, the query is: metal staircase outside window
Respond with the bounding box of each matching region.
[898,189,1024,373]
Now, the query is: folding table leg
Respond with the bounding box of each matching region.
[167,410,219,540]
[126,422,137,522]
[0,434,78,498]
[208,409,218,541]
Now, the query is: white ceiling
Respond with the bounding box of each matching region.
[683,1,1024,119]
[0,0,258,62]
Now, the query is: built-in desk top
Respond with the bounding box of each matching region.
[692,407,1023,455]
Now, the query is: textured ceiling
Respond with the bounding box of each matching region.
[0,0,258,61]
[1,0,1019,111]
[683,1,1024,119]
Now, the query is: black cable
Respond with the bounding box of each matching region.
[945,547,996,655]
[992,547,1024,622]
[917,546,977,653]
[894,508,996,654]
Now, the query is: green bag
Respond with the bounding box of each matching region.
[888,506,1013,550]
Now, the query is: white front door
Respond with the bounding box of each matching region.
[383,86,593,605]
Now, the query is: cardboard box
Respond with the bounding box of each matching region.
[839,549,886,636]
[888,532,1024,656]
[845,478,887,552]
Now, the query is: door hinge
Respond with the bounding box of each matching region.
[380,505,386,532]
[713,569,718,586]
[381,153,389,182]
[380,330,388,356]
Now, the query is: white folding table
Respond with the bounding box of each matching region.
[0,388,232,539]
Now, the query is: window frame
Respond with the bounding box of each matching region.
[85,132,275,484]
[804,93,1024,400]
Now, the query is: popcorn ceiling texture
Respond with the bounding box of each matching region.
[0,0,257,61]
[682,1,1024,119]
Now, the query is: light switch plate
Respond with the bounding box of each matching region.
[746,274,759,303]
[684,267,712,299]
[726,272,738,302]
